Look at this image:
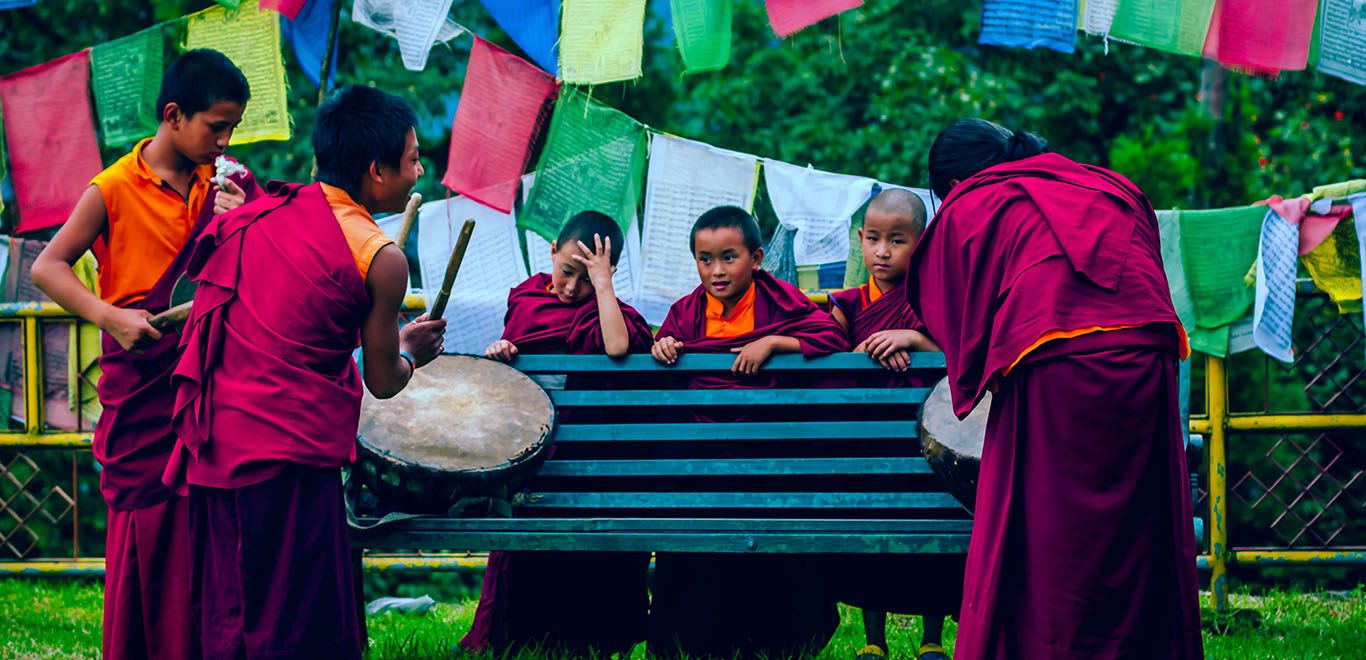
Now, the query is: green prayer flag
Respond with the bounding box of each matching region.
[91,26,165,147]
[842,199,871,288]
[1109,0,1216,57]
[671,0,732,73]
[1159,208,1232,355]
[215,0,243,8]
[519,88,648,242]
[1178,205,1264,332]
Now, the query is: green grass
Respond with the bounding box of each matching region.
[2,578,1363,659]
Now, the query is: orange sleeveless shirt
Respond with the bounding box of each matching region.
[318,183,393,280]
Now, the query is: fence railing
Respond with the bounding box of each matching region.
[2,298,1362,611]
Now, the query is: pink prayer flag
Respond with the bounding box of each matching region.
[261,0,307,19]
[443,37,559,213]
[0,51,104,234]
[766,0,862,38]
[1204,0,1317,75]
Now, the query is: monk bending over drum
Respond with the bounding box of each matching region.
[906,119,1202,659]
[462,211,655,656]
[828,189,960,660]
[648,206,848,659]
[162,85,446,660]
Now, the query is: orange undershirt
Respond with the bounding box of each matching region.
[89,138,214,307]
[705,281,757,338]
[1005,323,1193,375]
[319,183,392,280]
[863,276,884,306]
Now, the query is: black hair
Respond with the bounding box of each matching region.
[313,85,418,196]
[927,119,1048,199]
[156,49,250,121]
[690,206,763,254]
[556,211,625,266]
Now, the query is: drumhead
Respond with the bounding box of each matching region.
[358,354,554,474]
[920,377,988,461]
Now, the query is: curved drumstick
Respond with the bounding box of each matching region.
[394,192,422,252]
[427,219,476,321]
[147,301,193,331]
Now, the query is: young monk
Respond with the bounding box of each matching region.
[31,49,258,660]
[648,205,848,659]
[828,189,959,660]
[461,211,654,656]
[909,119,1201,659]
[162,85,446,659]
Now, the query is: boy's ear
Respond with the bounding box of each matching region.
[368,161,383,184]
[163,102,183,127]
[550,240,558,255]
[751,246,764,270]
[857,227,866,241]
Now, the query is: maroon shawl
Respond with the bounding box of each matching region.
[656,270,847,390]
[906,153,1182,417]
[93,167,258,511]
[166,182,369,490]
[829,281,930,388]
[500,272,654,353]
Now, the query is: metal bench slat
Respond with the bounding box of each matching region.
[510,352,947,373]
[536,457,933,478]
[549,388,930,407]
[518,491,960,510]
[553,420,913,442]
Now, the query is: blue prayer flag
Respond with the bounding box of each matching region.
[479,0,559,74]
[281,0,338,89]
[979,0,1079,54]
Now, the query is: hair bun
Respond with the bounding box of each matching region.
[1004,131,1048,161]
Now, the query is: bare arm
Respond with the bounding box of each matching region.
[729,335,802,375]
[361,245,446,399]
[31,185,164,352]
[574,236,630,358]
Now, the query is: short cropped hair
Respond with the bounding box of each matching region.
[690,206,762,253]
[156,49,250,120]
[313,85,418,196]
[557,211,625,266]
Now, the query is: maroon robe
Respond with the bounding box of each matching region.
[827,282,965,617]
[648,270,847,659]
[907,154,1202,659]
[462,272,654,656]
[95,166,257,660]
[166,182,369,660]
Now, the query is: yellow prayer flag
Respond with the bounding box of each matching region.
[1301,214,1363,314]
[185,0,291,144]
[560,0,647,84]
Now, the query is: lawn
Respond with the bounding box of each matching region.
[1,578,1362,659]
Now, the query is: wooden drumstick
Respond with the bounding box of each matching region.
[394,192,422,252]
[148,301,194,331]
[427,219,476,321]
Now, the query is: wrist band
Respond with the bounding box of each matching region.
[398,350,416,372]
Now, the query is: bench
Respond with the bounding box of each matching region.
[352,352,972,556]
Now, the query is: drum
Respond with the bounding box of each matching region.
[356,354,555,514]
[918,376,989,513]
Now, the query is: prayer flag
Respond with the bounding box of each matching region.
[0,51,103,234]
[560,0,646,84]
[215,0,243,8]
[479,0,560,74]
[280,0,338,89]
[443,37,559,213]
[1108,0,1216,56]
[262,0,307,19]
[764,159,876,267]
[671,0,732,73]
[352,0,462,71]
[765,0,862,38]
[185,0,292,144]
[91,26,164,146]
[0,0,37,9]
[1314,0,1366,85]
[1178,205,1264,331]
[519,88,647,242]
[979,0,1080,53]
[1205,0,1317,74]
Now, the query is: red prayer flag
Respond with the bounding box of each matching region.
[443,37,558,213]
[0,51,104,234]
[261,0,308,19]
[1203,0,1317,75]
[766,0,862,38]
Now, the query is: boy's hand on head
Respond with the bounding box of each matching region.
[399,313,446,367]
[212,178,247,215]
[730,336,776,375]
[652,336,684,364]
[571,234,616,292]
[101,306,163,354]
[484,339,519,362]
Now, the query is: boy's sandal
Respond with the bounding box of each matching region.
[918,643,950,660]
[856,644,888,660]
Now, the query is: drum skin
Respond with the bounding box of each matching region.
[918,377,988,513]
[356,355,555,514]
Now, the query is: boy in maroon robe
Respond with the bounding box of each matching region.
[908,119,1202,659]
[461,211,654,656]
[31,50,258,660]
[163,85,446,660]
[648,206,848,659]
[828,189,959,660]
